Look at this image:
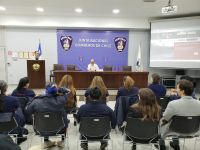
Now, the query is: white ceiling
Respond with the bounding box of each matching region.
[0,0,200,19]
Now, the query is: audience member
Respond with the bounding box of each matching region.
[116,76,139,100]
[0,134,21,150]
[0,80,28,145]
[77,87,116,150]
[169,75,196,100]
[85,76,109,104]
[87,58,99,71]
[26,83,69,148]
[127,88,162,150]
[161,80,200,150]
[148,73,166,98]
[12,77,35,97]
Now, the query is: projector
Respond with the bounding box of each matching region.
[162,5,178,14]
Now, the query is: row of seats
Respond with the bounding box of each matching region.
[1,112,200,150]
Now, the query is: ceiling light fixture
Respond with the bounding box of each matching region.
[36,7,44,12]
[162,0,177,14]
[0,6,6,11]
[75,8,82,13]
[113,9,120,14]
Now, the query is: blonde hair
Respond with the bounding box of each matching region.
[90,76,107,99]
[59,75,76,107]
[131,88,161,121]
[123,76,135,90]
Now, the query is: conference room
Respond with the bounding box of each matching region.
[0,0,200,150]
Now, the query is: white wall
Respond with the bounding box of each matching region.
[4,28,57,84]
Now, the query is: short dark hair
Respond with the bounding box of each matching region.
[90,87,102,100]
[178,79,194,96]
[0,80,8,95]
[180,75,193,82]
[17,77,29,90]
[152,73,161,84]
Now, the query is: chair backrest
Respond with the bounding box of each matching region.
[169,116,200,134]
[122,66,132,72]
[66,64,76,71]
[33,112,65,136]
[156,96,170,112]
[79,117,111,137]
[53,64,64,71]
[125,117,159,140]
[0,113,18,134]
[103,65,112,71]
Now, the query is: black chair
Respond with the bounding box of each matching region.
[50,64,64,82]
[122,66,132,72]
[66,64,76,71]
[78,117,113,150]
[31,112,69,149]
[0,113,19,143]
[156,96,170,113]
[103,65,113,71]
[165,116,200,150]
[123,117,162,150]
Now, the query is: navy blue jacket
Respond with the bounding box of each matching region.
[116,86,139,100]
[12,88,35,97]
[77,101,116,129]
[148,83,166,98]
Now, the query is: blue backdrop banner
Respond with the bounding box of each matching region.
[57,30,128,71]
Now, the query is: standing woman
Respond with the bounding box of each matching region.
[12,77,35,98]
[127,88,161,150]
[85,76,109,104]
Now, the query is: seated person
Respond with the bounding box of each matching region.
[87,58,99,71]
[59,74,78,125]
[0,80,28,145]
[85,76,109,104]
[169,75,196,100]
[161,80,200,150]
[148,73,166,98]
[11,77,35,98]
[127,88,162,150]
[77,87,116,150]
[116,76,139,100]
[0,134,21,150]
[26,83,69,148]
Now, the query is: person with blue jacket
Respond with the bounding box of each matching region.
[12,77,35,98]
[26,83,69,148]
[77,87,116,150]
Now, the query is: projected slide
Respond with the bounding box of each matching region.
[150,18,200,68]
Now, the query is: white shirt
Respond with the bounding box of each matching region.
[87,63,99,71]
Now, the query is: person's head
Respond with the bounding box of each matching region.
[17,77,30,90]
[59,75,74,89]
[46,83,58,95]
[180,75,193,82]
[90,87,102,100]
[90,76,107,97]
[90,59,95,65]
[177,79,194,97]
[151,73,161,84]
[123,76,134,90]
[0,80,7,96]
[132,88,161,121]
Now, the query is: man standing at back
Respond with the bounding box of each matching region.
[161,79,200,150]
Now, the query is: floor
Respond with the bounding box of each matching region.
[6,85,200,150]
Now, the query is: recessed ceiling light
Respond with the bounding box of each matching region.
[113,9,120,14]
[36,7,44,12]
[0,6,6,11]
[75,8,82,13]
